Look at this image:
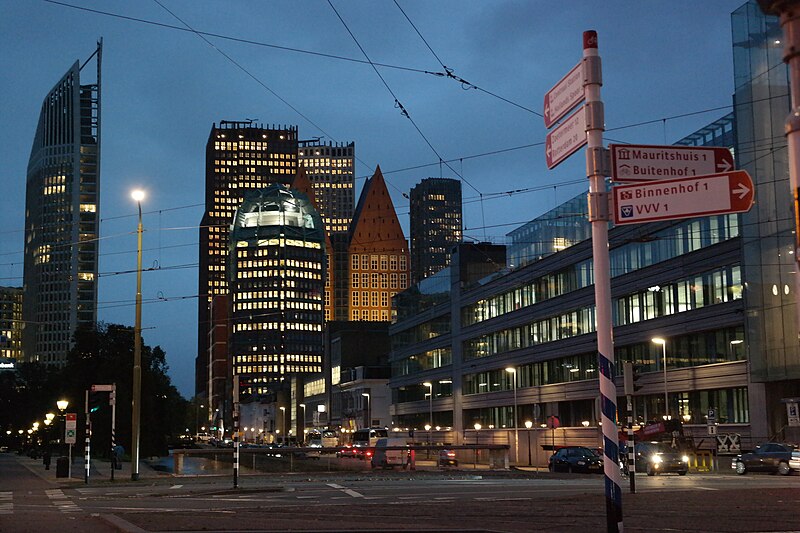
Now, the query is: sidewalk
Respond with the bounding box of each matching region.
[17,453,169,485]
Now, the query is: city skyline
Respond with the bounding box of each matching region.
[0,1,747,396]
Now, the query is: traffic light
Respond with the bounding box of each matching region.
[623,361,643,396]
[89,391,104,413]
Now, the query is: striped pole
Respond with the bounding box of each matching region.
[110,383,116,481]
[84,389,90,485]
[627,394,635,493]
[584,30,623,532]
[233,375,240,489]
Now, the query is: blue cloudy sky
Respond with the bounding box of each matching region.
[0,0,750,397]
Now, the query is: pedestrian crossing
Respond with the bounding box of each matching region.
[0,491,12,514]
[45,488,81,513]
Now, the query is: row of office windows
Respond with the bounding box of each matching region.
[350,309,390,321]
[351,254,407,271]
[464,264,741,360]
[464,214,740,327]
[392,347,453,376]
[351,272,407,290]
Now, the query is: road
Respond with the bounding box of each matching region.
[2,452,800,532]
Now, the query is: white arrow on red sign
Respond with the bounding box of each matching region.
[610,144,735,183]
[613,170,754,225]
[543,61,584,129]
[545,105,587,169]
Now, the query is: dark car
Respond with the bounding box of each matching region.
[438,449,458,467]
[633,442,689,476]
[733,442,800,476]
[548,446,603,473]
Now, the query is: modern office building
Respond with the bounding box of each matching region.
[409,178,462,284]
[388,115,750,462]
[732,2,800,440]
[348,166,410,322]
[298,141,355,235]
[228,184,325,399]
[196,121,299,397]
[22,42,102,367]
[0,287,24,367]
[298,141,356,322]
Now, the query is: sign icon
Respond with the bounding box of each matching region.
[610,144,735,183]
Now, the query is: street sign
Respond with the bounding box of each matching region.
[544,61,584,129]
[708,425,718,436]
[707,408,717,422]
[545,105,587,169]
[613,170,754,225]
[91,384,114,392]
[610,144,735,183]
[65,412,77,444]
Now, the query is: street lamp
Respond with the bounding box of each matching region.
[279,406,286,442]
[505,367,518,465]
[423,382,433,445]
[299,403,306,437]
[524,420,533,466]
[362,393,370,428]
[57,400,69,412]
[652,337,669,419]
[131,188,145,481]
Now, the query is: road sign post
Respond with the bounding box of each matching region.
[65,413,77,479]
[545,105,588,169]
[612,171,754,225]
[610,144,734,182]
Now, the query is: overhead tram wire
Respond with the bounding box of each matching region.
[326,0,482,196]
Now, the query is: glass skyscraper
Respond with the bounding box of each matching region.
[22,42,101,367]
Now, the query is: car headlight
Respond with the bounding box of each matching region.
[681,455,690,463]
[651,455,662,464]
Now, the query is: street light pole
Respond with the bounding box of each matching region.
[131,189,145,481]
[505,367,518,464]
[299,403,306,439]
[652,337,668,419]
[423,382,433,445]
[279,406,286,443]
[524,420,533,467]
[362,393,370,428]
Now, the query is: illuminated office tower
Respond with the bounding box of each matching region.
[229,184,325,398]
[196,121,298,397]
[22,42,102,366]
[0,286,23,365]
[348,166,410,322]
[298,141,355,321]
[409,178,462,284]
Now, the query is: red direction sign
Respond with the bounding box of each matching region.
[610,144,735,183]
[544,61,584,129]
[545,106,587,169]
[613,170,754,225]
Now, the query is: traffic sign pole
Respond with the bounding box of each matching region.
[583,30,622,533]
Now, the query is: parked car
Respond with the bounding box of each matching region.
[438,449,458,467]
[633,442,689,476]
[733,442,800,475]
[336,444,357,458]
[548,446,603,473]
[370,438,410,469]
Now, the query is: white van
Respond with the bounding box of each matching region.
[370,437,409,469]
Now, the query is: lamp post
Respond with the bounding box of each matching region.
[505,367,518,465]
[279,406,286,443]
[423,382,433,445]
[299,403,306,438]
[196,403,205,436]
[362,393,370,428]
[524,420,533,467]
[131,189,145,481]
[652,337,669,419]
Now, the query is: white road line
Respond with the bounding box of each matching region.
[45,488,81,513]
[326,483,344,489]
[0,492,12,515]
[343,489,364,498]
[170,485,183,489]
[695,486,719,491]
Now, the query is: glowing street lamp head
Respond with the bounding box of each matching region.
[473,423,482,431]
[131,189,146,203]
[505,367,516,374]
[422,382,432,388]
[524,420,533,429]
[45,413,55,422]
[651,337,666,346]
[57,400,69,411]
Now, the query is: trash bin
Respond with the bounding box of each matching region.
[56,457,69,478]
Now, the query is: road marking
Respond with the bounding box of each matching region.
[326,483,344,489]
[343,489,364,498]
[475,497,532,502]
[0,491,12,514]
[45,488,81,513]
[170,485,183,490]
[695,486,719,491]
[296,496,318,499]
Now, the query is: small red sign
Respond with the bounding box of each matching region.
[66,413,77,422]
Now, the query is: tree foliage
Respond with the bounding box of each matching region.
[0,323,188,457]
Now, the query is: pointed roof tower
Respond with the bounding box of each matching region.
[349,165,408,254]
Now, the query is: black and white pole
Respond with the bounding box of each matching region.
[627,394,635,493]
[84,389,90,485]
[110,383,117,481]
[232,375,240,489]
[583,30,623,532]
